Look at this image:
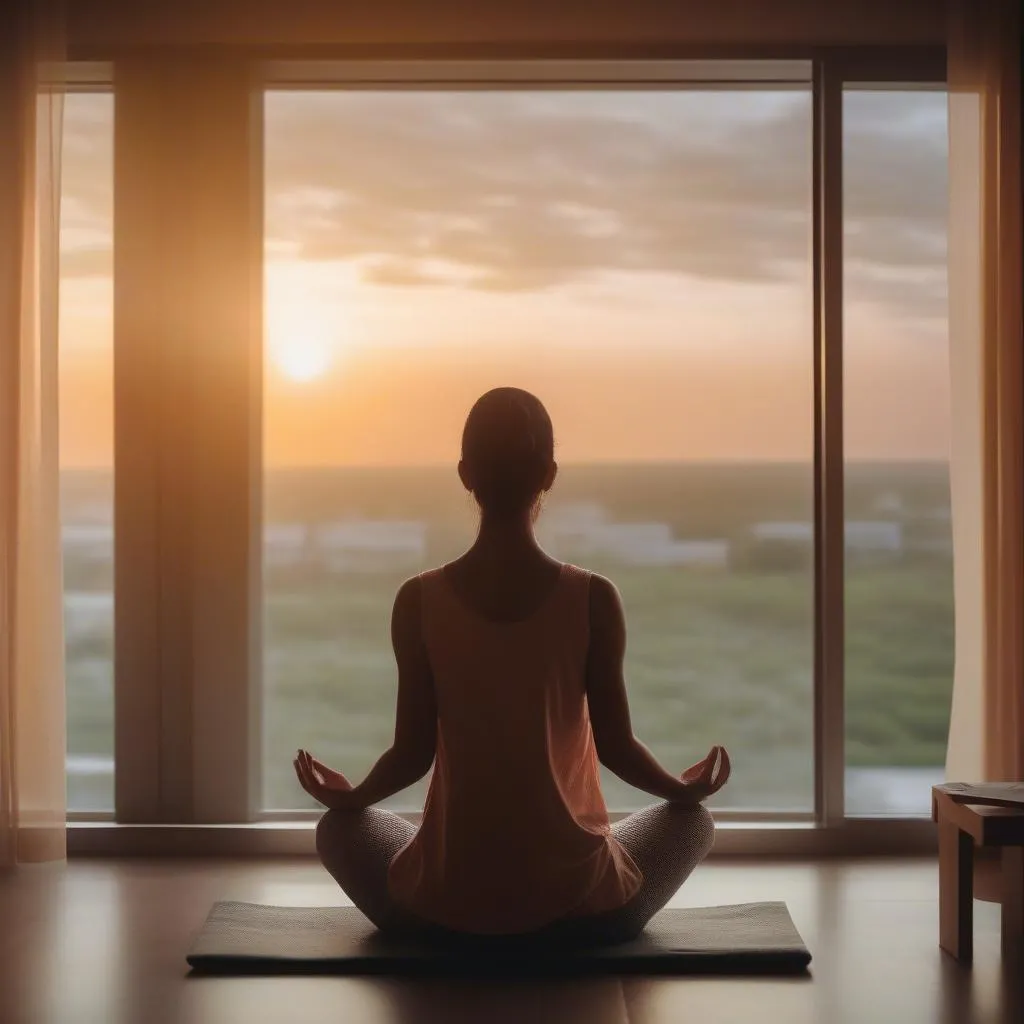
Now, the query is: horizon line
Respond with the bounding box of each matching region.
[60,457,952,472]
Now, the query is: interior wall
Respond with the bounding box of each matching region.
[67,0,946,55]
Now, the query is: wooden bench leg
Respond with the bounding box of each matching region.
[939,818,974,962]
[1002,847,1024,957]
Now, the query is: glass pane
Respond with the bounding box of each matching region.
[60,92,115,811]
[262,87,814,812]
[843,89,952,816]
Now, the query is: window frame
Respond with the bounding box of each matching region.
[62,48,950,856]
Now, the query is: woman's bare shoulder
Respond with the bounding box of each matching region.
[584,571,625,627]
[393,563,452,611]
[393,572,431,611]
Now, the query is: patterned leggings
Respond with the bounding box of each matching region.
[316,801,715,947]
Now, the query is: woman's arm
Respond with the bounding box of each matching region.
[346,578,438,809]
[585,574,716,803]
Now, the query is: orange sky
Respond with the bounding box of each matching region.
[57,89,951,469]
[58,295,951,467]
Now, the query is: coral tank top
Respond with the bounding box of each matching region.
[387,561,643,934]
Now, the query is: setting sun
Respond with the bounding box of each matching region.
[271,332,334,382]
[266,289,345,383]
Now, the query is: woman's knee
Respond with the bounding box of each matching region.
[696,804,716,856]
[665,801,716,857]
[315,808,359,863]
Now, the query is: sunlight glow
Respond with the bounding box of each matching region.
[271,333,334,382]
[267,291,342,383]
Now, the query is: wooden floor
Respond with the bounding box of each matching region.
[1,857,1021,1024]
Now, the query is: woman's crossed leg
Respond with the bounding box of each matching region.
[315,800,715,946]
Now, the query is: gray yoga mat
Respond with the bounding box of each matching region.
[187,900,811,975]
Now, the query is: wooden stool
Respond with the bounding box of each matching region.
[932,788,1024,963]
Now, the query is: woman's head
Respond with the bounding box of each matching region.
[459,388,556,521]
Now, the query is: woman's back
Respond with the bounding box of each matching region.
[386,559,642,934]
[303,387,725,944]
[440,550,564,622]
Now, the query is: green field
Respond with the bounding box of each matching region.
[261,558,952,811]
[62,462,954,812]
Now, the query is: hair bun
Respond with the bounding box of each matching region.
[461,387,555,517]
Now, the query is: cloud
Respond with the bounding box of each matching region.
[263,89,947,319]
[59,87,949,321]
[57,93,113,279]
[264,91,812,287]
[361,257,448,287]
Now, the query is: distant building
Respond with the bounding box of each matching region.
[587,524,729,567]
[314,520,427,571]
[750,522,813,545]
[540,502,729,568]
[264,524,309,566]
[540,502,608,542]
[749,520,904,559]
[669,540,731,567]
[846,520,903,554]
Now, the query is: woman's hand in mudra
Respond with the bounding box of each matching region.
[293,749,359,811]
[674,745,731,803]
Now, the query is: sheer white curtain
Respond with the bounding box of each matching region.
[0,0,66,866]
[946,0,1024,785]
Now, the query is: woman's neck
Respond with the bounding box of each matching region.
[471,513,544,562]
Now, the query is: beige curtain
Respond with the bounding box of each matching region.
[946,0,1024,784]
[0,0,66,866]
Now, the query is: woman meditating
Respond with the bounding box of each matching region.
[294,387,731,946]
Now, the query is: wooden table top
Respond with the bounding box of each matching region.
[932,788,1024,846]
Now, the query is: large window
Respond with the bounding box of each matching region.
[60,57,952,836]
[262,84,816,811]
[59,90,115,811]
